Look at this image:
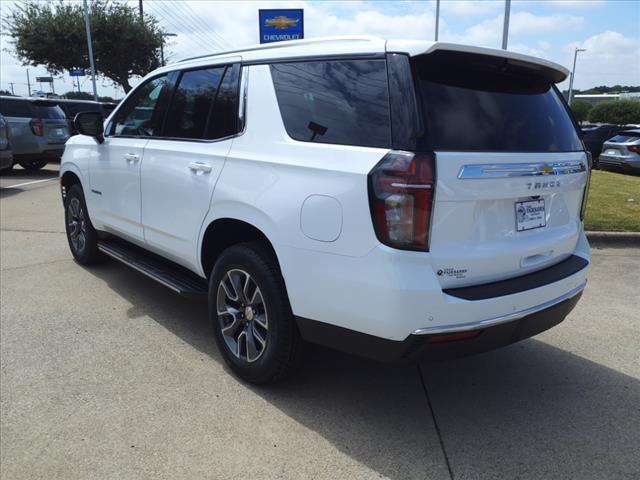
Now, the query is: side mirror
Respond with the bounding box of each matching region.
[74,111,104,143]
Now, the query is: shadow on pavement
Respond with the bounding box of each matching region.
[85,260,640,480]
[1,166,59,179]
[0,187,22,199]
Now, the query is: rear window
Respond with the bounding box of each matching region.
[32,103,66,119]
[270,60,391,149]
[412,53,582,152]
[608,133,640,143]
[0,98,32,117]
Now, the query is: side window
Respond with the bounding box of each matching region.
[206,64,240,139]
[163,67,224,139]
[110,75,169,137]
[270,60,391,148]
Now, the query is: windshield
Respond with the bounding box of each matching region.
[412,53,582,152]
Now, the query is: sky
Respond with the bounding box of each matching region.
[1,0,639,99]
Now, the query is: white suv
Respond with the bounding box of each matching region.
[61,37,590,384]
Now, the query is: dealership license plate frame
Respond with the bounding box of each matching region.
[515,199,546,232]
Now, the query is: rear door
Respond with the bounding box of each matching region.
[0,97,33,155]
[140,61,241,269]
[411,52,588,288]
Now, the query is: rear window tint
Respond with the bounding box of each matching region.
[0,98,32,117]
[270,60,391,148]
[608,133,640,143]
[412,54,582,152]
[33,103,66,119]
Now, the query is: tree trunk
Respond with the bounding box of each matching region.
[119,77,132,93]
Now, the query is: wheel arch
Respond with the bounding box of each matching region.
[59,163,84,200]
[200,217,281,279]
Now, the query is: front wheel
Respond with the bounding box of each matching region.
[64,184,102,265]
[18,159,47,171]
[209,242,303,384]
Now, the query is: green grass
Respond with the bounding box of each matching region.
[584,170,640,232]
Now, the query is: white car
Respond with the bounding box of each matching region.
[60,36,590,384]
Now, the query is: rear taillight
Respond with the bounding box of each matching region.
[368,150,436,250]
[29,118,44,136]
[628,145,640,153]
[580,151,592,221]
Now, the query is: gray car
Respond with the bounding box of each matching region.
[0,96,70,170]
[598,129,640,174]
[0,114,13,172]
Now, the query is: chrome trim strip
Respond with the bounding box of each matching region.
[412,281,586,336]
[237,66,249,133]
[97,245,182,294]
[390,183,433,189]
[458,161,586,179]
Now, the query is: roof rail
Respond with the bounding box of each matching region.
[176,35,382,64]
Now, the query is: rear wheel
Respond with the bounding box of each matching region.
[18,159,47,171]
[209,242,302,384]
[64,184,102,265]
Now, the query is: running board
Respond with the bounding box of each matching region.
[97,240,208,299]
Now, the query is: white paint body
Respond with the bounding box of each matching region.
[61,37,589,342]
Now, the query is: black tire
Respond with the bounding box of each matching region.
[18,159,48,171]
[64,184,102,265]
[209,242,303,384]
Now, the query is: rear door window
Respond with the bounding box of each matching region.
[270,60,391,148]
[412,53,583,152]
[608,133,640,143]
[162,66,228,140]
[0,98,33,118]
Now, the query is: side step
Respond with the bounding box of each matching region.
[97,240,208,299]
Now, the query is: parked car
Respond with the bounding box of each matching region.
[598,129,640,173]
[60,37,590,384]
[0,96,70,170]
[56,99,113,135]
[0,114,13,172]
[582,124,625,166]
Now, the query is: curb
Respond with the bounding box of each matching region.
[586,231,640,247]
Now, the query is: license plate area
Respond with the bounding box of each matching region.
[604,149,618,155]
[515,199,546,232]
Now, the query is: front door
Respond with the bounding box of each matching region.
[89,74,170,242]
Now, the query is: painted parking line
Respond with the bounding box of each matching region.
[2,178,58,189]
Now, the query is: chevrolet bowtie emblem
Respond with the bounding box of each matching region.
[264,16,299,29]
[540,165,554,174]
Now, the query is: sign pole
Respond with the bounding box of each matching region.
[501,0,511,50]
[435,0,440,41]
[26,69,31,96]
[83,0,99,102]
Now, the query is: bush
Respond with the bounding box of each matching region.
[570,100,592,122]
[588,100,640,124]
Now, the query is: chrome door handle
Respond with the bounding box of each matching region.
[124,153,140,163]
[188,162,212,174]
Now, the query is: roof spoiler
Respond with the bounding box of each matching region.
[388,41,570,83]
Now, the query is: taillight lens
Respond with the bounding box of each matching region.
[628,145,640,153]
[580,151,592,221]
[368,150,435,250]
[29,118,44,136]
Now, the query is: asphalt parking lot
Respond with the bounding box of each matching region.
[1,164,639,480]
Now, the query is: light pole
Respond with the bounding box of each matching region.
[160,33,177,66]
[568,48,586,106]
[502,0,511,50]
[83,0,98,101]
[434,0,440,41]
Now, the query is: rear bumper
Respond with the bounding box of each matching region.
[296,287,583,363]
[598,154,640,172]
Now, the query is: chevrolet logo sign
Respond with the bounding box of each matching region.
[539,164,555,174]
[264,16,299,29]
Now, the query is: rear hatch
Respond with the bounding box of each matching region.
[601,131,640,160]
[31,101,69,144]
[411,50,588,288]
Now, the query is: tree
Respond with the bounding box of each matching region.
[0,90,13,96]
[5,0,163,93]
[588,100,640,125]
[570,100,592,123]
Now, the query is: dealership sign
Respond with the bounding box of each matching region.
[259,9,304,44]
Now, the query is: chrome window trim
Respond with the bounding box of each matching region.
[238,66,249,134]
[412,281,586,336]
[458,160,586,179]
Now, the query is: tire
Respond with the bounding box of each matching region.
[209,242,303,384]
[18,159,48,171]
[64,184,102,265]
